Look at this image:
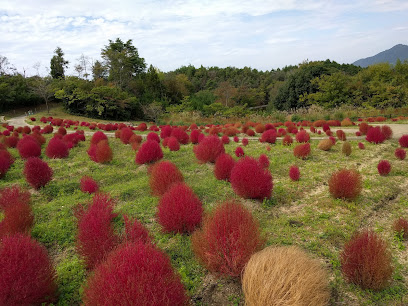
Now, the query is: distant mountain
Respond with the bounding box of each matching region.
[353,44,408,67]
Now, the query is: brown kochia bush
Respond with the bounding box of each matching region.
[317,139,333,151]
[342,141,352,156]
[242,246,330,306]
[329,169,362,201]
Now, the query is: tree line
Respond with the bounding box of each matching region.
[1,38,408,119]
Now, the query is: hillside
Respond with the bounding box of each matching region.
[353,44,408,67]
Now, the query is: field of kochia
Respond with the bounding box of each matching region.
[0,115,407,305]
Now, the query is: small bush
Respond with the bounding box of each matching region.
[358,142,365,149]
[80,176,99,194]
[160,125,173,139]
[393,217,408,240]
[89,140,113,164]
[317,139,333,151]
[293,143,311,159]
[90,131,108,145]
[395,148,406,160]
[147,132,160,143]
[221,135,230,144]
[157,183,203,234]
[74,193,119,269]
[0,234,57,305]
[381,125,393,140]
[82,242,189,305]
[171,128,189,144]
[295,130,310,143]
[399,135,408,148]
[149,161,184,196]
[289,165,300,181]
[329,168,362,200]
[235,146,245,157]
[336,130,346,141]
[17,136,41,159]
[119,127,134,144]
[135,140,163,164]
[359,122,370,135]
[190,129,201,144]
[230,157,273,200]
[193,135,225,163]
[0,149,14,178]
[366,127,385,144]
[167,136,180,151]
[282,134,293,146]
[214,153,235,181]
[45,137,69,159]
[242,138,249,146]
[192,200,265,277]
[23,157,53,189]
[377,160,391,176]
[123,215,151,244]
[242,246,330,306]
[341,230,393,290]
[342,141,352,156]
[258,154,269,169]
[260,129,277,144]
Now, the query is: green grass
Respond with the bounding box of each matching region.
[1,128,408,305]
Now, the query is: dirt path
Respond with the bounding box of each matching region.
[5,115,408,140]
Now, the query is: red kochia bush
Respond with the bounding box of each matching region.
[190,129,201,144]
[191,201,265,277]
[0,234,57,305]
[91,131,108,145]
[381,125,393,140]
[261,129,277,144]
[45,137,69,159]
[193,135,225,163]
[329,169,362,200]
[341,230,393,290]
[75,193,119,269]
[377,160,391,176]
[171,128,189,145]
[149,161,184,196]
[336,130,346,141]
[17,136,41,159]
[167,136,180,151]
[282,134,293,146]
[295,130,310,143]
[230,157,273,200]
[80,176,99,194]
[119,127,134,144]
[23,157,53,189]
[214,153,235,181]
[82,242,189,306]
[293,143,311,159]
[289,165,300,181]
[157,183,203,234]
[147,132,160,143]
[5,135,19,148]
[393,217,408,240]
[95,140,113,163]
[258,154,269,169]
[358,142,365,149]
[399,135,408,148]
[135,140,163,164]
[123,215,151,244]
[235,146,244,157]
[395,148,406,160]
[221,135,230,144]
[366,127,385,144]
[0,149,14,178]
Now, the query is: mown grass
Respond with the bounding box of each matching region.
[0,128,407,305]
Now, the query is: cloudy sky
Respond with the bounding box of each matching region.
[1,0,408,76]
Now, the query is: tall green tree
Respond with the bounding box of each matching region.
[101,38,146,89]
[50,47,69,79]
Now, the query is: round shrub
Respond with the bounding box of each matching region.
[261,129,277,144]
[395,148,406,160]
[317,139,333,151]
[193,136,225,163]
[295,130,310,143]
[221,135,230,144]
[57,126,67,135]
[91,131,108,145]
[119,127,134,144]
[393,217,408,240]
[258,154,269,169]
[329,169,362,200]
[149,161,184,196]
[171,128,189,144]
[147,132,160,143]
[23,157,53,189]
[74,193,119,269]
[399,135,408,148]
[0,234,57,305]
[233,136,239,143]
[5,135,19,148]
[82,242,189,306]
[336,129,346,141]
[289,165,300,181]
[80,176,99,194]
[45,137,69,159]
[341,230,393,290]
[230,156,273,200]
[17,136,41,159]
[342,141,352,156]
[167,136,180,151]
[95,140,113,163]
[235,146,245,157]
[160,125,172,139]
[242,138,249,146]
[192,200,265,277]
[381,125,393,140]
[135,140,163,164]
[157,183,203,234]
[377,160,391,176]
[242,246,330,306]
[0,149,14,178]
[214,153,235,181]
[190,129,201,144]
[358,142,365,149]
[359,122,370,135]
[123,215,151,244]
[293,143,311,159]
[282,134,293,146]
[366,127,385,144]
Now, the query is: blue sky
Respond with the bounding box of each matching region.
[1,0,408,76]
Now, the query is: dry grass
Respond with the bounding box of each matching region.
[242,246,330,306]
